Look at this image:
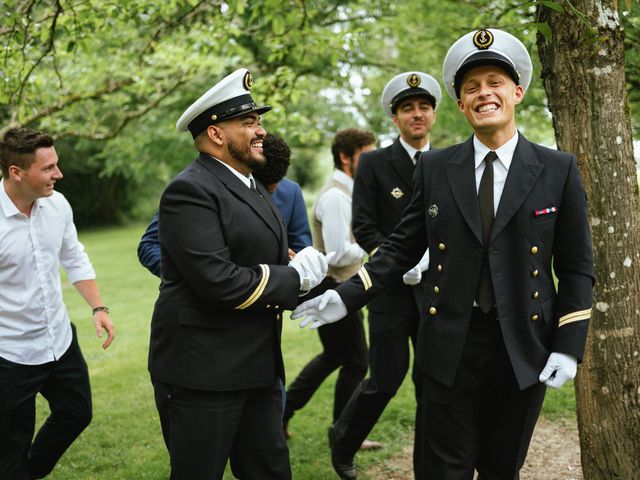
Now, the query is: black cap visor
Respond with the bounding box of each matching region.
[454,51,519,98]
[188,94,272,138]
[391,88,437,113]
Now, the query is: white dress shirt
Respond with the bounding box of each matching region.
[399,137,431,165]
[315,170,366,267]
[213,156,256,189]
[0,180,95,365]
[473,131,519,215]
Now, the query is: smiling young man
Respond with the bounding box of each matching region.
[148,68,329,480]
[0,128,115,480]
[326,73,440,480]
[292,29,594,480]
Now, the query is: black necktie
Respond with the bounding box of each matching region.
[413,150,422,165]
[476,151,497,313]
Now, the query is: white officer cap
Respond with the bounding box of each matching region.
[176,68,272,138]
[442,28,533,99]
[380,71,442,117]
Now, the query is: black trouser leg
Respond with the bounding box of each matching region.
[29,329,93,479]
[284,277,368,424]
[420,308,547,480]
[332,311,417,459]
[0,326,92,480]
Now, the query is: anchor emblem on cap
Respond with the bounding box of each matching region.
[243,71,253,91]
[428,204,439,218]
[473,29,494,50]
[390,187,404,199]
[407,73,421,88]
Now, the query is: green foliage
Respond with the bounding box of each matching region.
[3,1,639,223]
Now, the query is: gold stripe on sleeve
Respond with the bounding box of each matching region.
[358,266,373,291]
[235,264,270,310]
[558,308,592,327]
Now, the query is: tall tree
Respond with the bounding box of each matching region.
[537,1,640,478]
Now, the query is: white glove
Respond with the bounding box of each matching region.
[402,249,429,285]
[290,290,347,329]
[288,247,332,292]
[539,352,577,389]
[402,265,422,285]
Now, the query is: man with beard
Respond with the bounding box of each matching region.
[326,72,440,479]
[293,29,594,480]
[148,68,329,480]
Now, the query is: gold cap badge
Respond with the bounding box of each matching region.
[243,71,253,91]
[406,73,421,88]
[473,29,494,50]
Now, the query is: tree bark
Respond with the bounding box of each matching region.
[537,1,640,479]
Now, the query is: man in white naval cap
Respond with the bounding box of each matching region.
[326,71,440,479]
[293,28,594,480]
[148,68,329,480]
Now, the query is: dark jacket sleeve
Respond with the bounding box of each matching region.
[339,160,428,312]
[137,212,161,277]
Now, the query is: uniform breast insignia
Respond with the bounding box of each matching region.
[533,206,557,216]
[390,187,404,199]
[428,204,439,218]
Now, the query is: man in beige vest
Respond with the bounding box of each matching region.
[283,129,380,450]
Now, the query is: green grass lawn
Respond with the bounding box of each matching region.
[36,224,576,479]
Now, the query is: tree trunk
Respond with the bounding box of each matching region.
[537,1,640,479]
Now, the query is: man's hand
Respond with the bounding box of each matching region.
[289,247,332,292]
[93,310,115,349]
[539,352,577,388]
[402,265,422,285]
[291,290,347,329]
[403,249,429,285]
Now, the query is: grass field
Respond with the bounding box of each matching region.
[35,224,576,479]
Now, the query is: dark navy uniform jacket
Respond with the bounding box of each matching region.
[148,154,300,391]
[339,134,594,390]
[352,137,426,316]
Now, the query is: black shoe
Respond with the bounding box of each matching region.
[328,425,357,479]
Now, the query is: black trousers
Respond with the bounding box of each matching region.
[152,378,290,480]
[0,324,92,480]
[419,308,547,480]
[332,309,422,472]
[284,277,368,424]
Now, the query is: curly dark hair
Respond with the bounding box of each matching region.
[253,132,291,186]
[0,127,54,177]
[331,128,376,169]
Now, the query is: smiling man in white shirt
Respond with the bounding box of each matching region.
[0,127,114,480]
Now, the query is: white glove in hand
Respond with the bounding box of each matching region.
[539,352,577,389]
[291,290,347,329]
[402,265,422,285]
[289,247,332,292]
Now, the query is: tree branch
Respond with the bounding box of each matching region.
[56,79,186,140]
[21,77,135,125]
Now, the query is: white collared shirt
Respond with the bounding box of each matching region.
[212,156,255,189]
[399,137,431,165]
[473,131,519,215]
[0,180,95,365]
[315,170,366,267]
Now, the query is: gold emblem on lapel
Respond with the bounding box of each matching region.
[390,187,404,199]
[428,204,439,218]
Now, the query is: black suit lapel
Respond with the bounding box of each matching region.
[491,135,543,242]
[389,138,415,190]
[445,137,482,244]
[197,155,284,246]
